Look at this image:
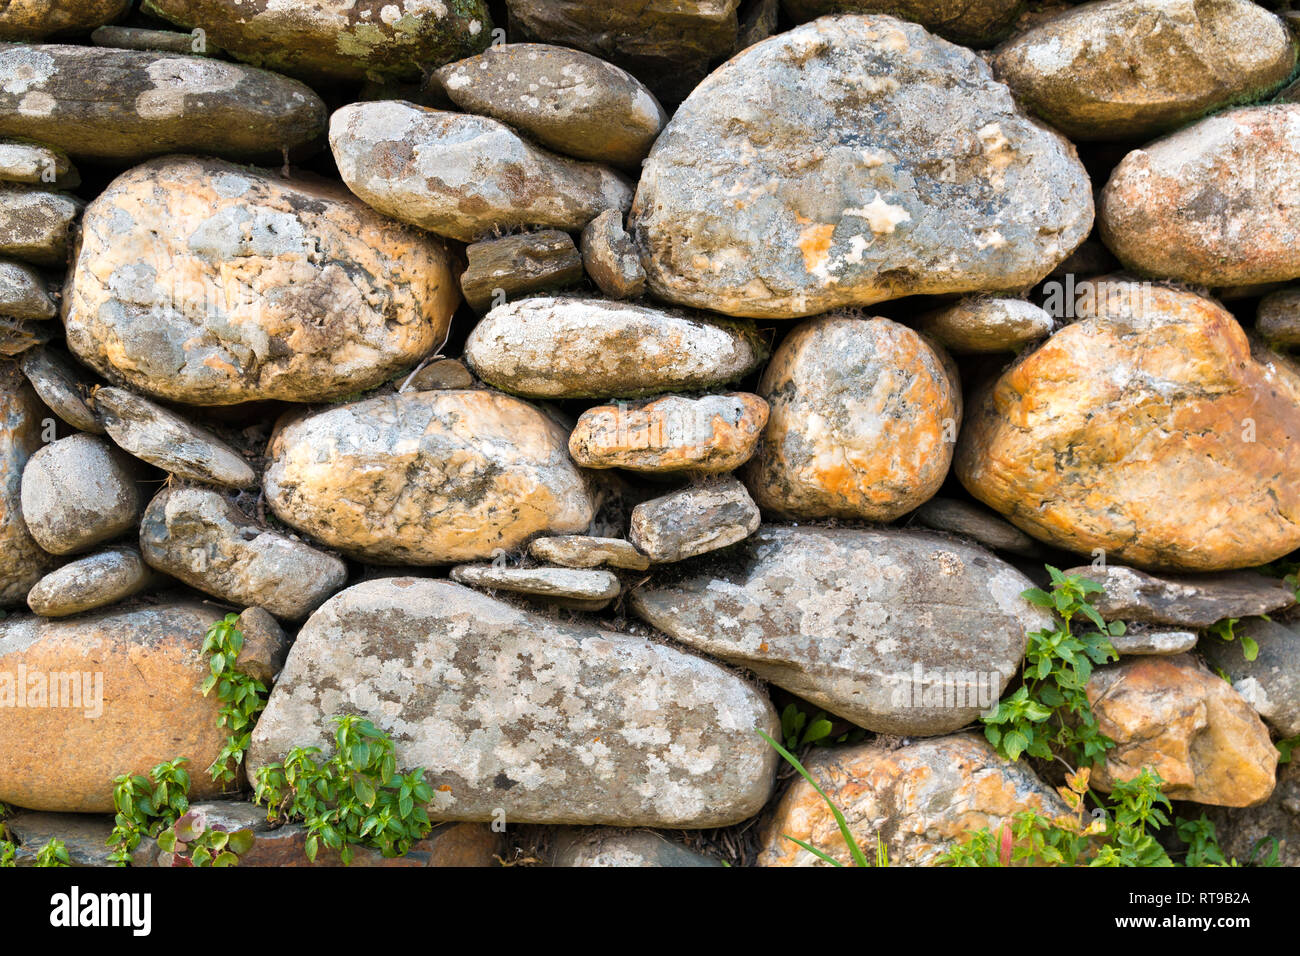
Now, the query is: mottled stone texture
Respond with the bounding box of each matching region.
[0,0,129,40]
[142,0,491,82]
[26,546,151,617]
[0,45,326,163]
[628,477,761,562]
[957,282,1300,571]
[915,297,1052,353]
[0,364,54,604]
[993,0,1295,141]
[1202,618,1300,738]
[746,316,959,521]
[20,433,139,555]
[783,0,1022,45]
[1061,565,1295,629]
[248,578,779,827]
[631,526,1046,734]
[65,156,459,406]
[758,735,1065,866]
[264,390,594,565]
[632,15,1093,318]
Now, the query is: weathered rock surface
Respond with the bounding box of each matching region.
[0,140,76,188]
[26,546,152,617]
[1257,288,1300,347]
[1099,106,1300,286]
[1061,565,1296,628]
[550,828,722,867]
[449,564,621,610]
[632,526,1045,733]
[401,358,474,391]
[65,156,459,406]
[7,812,116,866]
[581,209,645,299]
[915,297,1052,353]
[20,433,139,555]
[0,259,54,319]
[629,477,760,563]
[570,393,768,473]
[248,578,779,827]
[330,102,633,243]
[529,535,649,571]
[0,45,326,163]
[913,496,1039,557]
[1110,629,1198,657]
[993,0,1295,141]
[758,735,1066,866]
[1205,762,1300,867]
[504,0,745,105]
[18,347,102,434]
[465,297,767,399]
[0,186,77,267]
[745,316,959,521]
[0,601,276,812]
[0,1,129,40]
[783,0,1022,46]
[459,231,584,314]
[265,389,594,565]
[141,0,490,83]
[632,15,1093,318]
[90,25,219,56]
[1087,655,1277,807]
[435,44,666,168]
[957,282,1300,571]
[93,387,257,489]
[140,487,348,621]
[0,365,54,604]
[1202,618,1300,738]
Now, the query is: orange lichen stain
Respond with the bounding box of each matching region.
[438,784,452,792]
[758,642,769,653]
[202,355,239,376]
[798,223,834,275]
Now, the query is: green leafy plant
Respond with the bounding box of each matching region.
[156,808,254,867]
[1175,814,1235,867]
[200,613,268,785]
[107,758,192,866]
[1206,617,1259,662]
[34,838,70,867]
[780,704,835,749]
[1278,734,1300,764]
[253,715,435,864]
[982,566,1122,765]
[1257,558,1300,601]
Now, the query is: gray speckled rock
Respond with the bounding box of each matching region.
[20,433,139,555]
[783,0,1022,46]
[631,15,1093,319]
[140,0,490,83]
[993,0,1295,142]
[0,1,129,41]
[1061,565,1296,628]
[93,387,256,489]
[465,296,766,399]
[265,389,594,565]
[0,44,326,163]
[745,315,960,521]
[1110,629,1198,657]
[90,25,220,56]
[330,102,633,243]
[0,185,77,267]
[18,347,102,434]
[449,564,621,610]
[550,828,722,867]
[1202,617,1300,738]
[1099,106,1300,286]
[0,365,55,604]
[631,526,1046,734]
[435,44,666,168]
[140,487,348,621]
[628,477,760,563]
[26,545,152,617]
[529,535,649,571]
[65,156,459,406]
[915,297,1052,353]
[1257,288,1300,347]
[247,578,779,827]
[7,812,117,867]
[0,139,76,189]
[0,259,54,319]
[581,209,645,299]
[913,496,1039,557]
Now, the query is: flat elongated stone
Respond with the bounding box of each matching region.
[0,601,281,812]
[93,387,256,489]
[784,0,1022,46]
[570,393,768,474]
[65,156,459,406]
[1061,565,1296,628]
[580,209,645,299]
[631,526,1046,734]
[247,578,779,827]
[20,434,140,556]
[330,102,632,243]
[0,139,76,188]
[529,536,649,571]
[0,366,55,604]
[993,0,1295,141]
[435,43,666,168]
[957,282,1300,571]
[1202,618,1300,738]
[459,231,584,314]
[1088,654,1277,807]
[913,497,1039,557]
[141,0,490,82]
[0,185,77,267]
[140,487,348,621]
[1100,106,1300,286]
[745,316,960,521]
[8,812,116,866]
[449,564,621,609]
[550,828,722,867]
[0,259,54,319]
[1111,629,1199,657]
[915,297,1052,353]
[90,25,218,55]
[632,15,1093,318]
[628,477,760,563]
[757,735,1065,866]
[18,347,102,434]
[265,389,594,565]
[0,1,129,40]
[26,546,152,617]
[0,45,327,163]
[465,297,767,399]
